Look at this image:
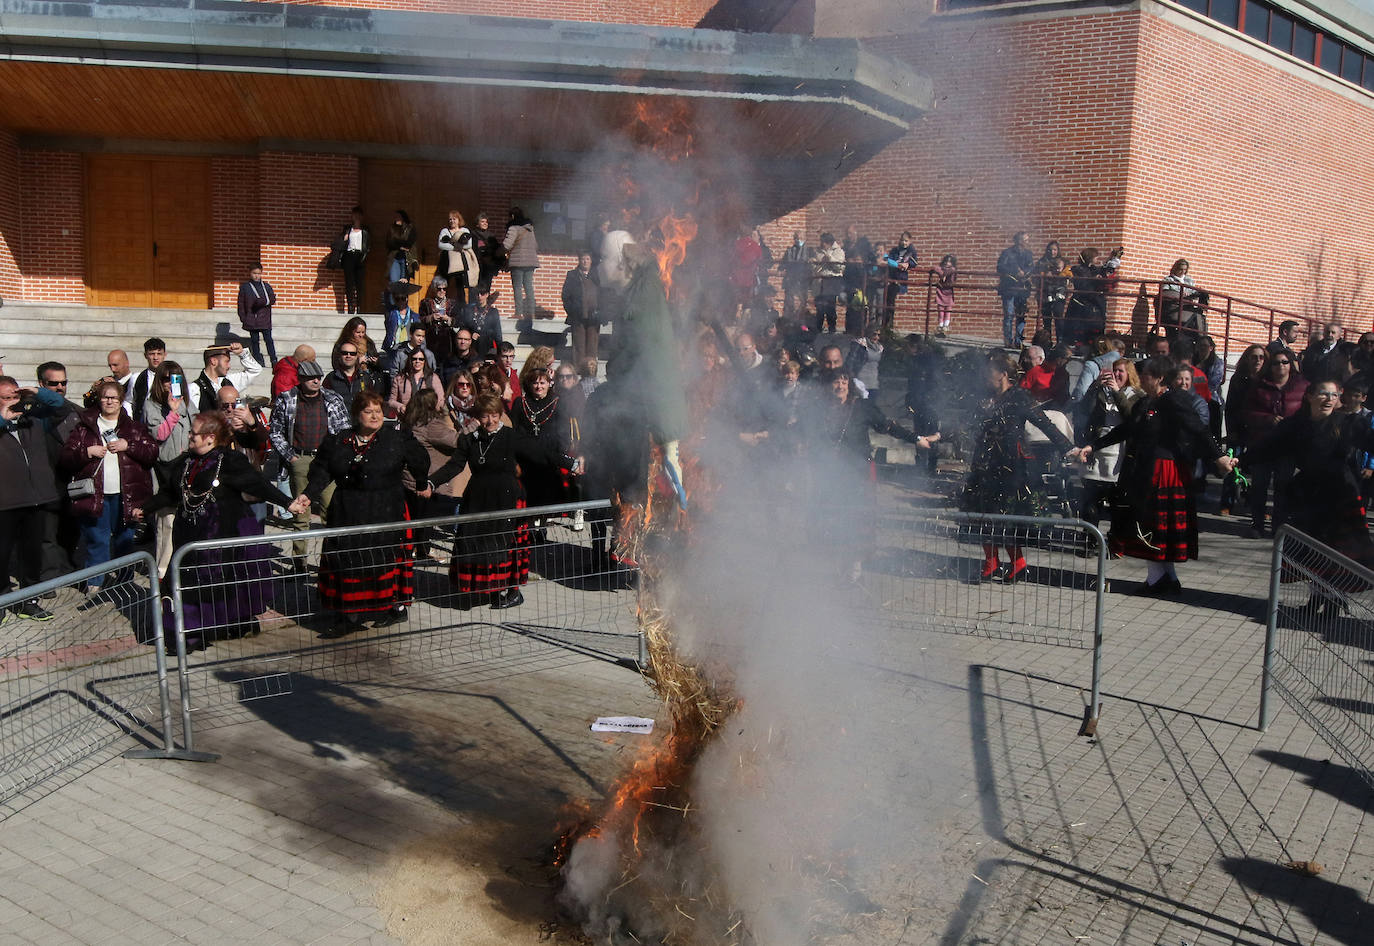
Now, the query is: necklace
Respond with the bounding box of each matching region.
[474,428,499,465]
[180,451,223,522]
[520,394,558,436]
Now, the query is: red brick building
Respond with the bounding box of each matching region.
[0,0,1369,346]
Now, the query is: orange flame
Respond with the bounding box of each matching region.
[555,732,687,867]
[656,212,697,295]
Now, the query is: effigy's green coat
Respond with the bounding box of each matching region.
[618,262,688,444]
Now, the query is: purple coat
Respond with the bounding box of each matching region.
[237,279,276,331]
[58,408,159,523]
[1241,373,1309,448]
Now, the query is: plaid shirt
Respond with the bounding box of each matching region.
[269,386,349,461]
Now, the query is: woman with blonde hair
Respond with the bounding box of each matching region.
[1075,356,1142,524]
[438,209,474,304]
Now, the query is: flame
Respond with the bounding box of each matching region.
[631,98,694,161]
[555,733,687,867]
[655,212,697,295]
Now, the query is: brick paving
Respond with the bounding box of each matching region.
[1,481,1371,945]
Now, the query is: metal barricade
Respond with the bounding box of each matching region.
[1261,525,1374,788]
[855,510,1107,731]
[0,551,200,814]
[165,500,640,747]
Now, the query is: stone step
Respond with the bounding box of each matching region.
[0,303,608,390]
[0,307,588,342]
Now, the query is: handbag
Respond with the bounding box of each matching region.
[67,477,96,499]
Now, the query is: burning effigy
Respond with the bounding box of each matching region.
[553,227,894,946]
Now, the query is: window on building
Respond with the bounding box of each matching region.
[1209,0,1240,29]
[1243,0,1269,42]
[1321,36,1343,74]
[1343,47,1365,84]
[1269,10,1293,54]
[1293,23,1316,62]
[1179,0,1208,13]
[1364,57,1374,92]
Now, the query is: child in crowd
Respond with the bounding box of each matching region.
[931,254,957,337]
[1341,379,1374,508]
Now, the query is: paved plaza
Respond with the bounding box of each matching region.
[0,478,1370,946]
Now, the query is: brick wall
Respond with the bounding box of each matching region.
[0,131,19,301]
[257,151,358,309]
[809,7,1374,345]
[18,150,84,304]
[212,155,260,308]
[246,0,716,27]
[808,12,1141,340]
[1121,11,1374,346]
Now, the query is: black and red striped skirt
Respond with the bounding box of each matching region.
[450,499,531,595]
[1110,458,1196,563]
[317,526,416,614]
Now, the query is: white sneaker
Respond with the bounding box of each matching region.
[572,508,585,532]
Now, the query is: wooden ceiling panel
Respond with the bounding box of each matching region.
[0,61,898,159]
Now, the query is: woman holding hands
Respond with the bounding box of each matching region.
[1074,356,1239,595]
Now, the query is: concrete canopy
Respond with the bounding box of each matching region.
[0,0,933,163]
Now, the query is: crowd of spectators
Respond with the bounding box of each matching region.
[2,215,1370,631]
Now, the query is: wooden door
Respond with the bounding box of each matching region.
[86,156,210,308]
[150,158,211,308]
[362,160,479,313]
[87,156,154,307]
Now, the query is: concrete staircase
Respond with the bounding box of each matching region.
[0,303,599,395]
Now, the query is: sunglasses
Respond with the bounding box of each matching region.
[455,381,473,388]
[42,379,68,387]
[339,350,358,356]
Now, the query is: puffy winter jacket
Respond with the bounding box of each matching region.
[58,408,158,523]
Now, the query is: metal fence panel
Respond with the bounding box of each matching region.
[0,552,174,812]
[1262,526,1374,789]
[166,501,641,735]
[858,511,1106,649]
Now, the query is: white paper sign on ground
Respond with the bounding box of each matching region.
[591,716,655,734]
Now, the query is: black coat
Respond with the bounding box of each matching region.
[509,392,570,508]
[1246,410,1374,563]
[1091,389,1223,514]
[430,425,565,514]
[145,448,295,548]
[305,426,430,529]
[962,387,1071,515]
[561,268,601,325]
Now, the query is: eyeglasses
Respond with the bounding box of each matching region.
[557,374,576,380]
[454,381,473,388]
[99,395,122,402]
[42,379,68,387]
